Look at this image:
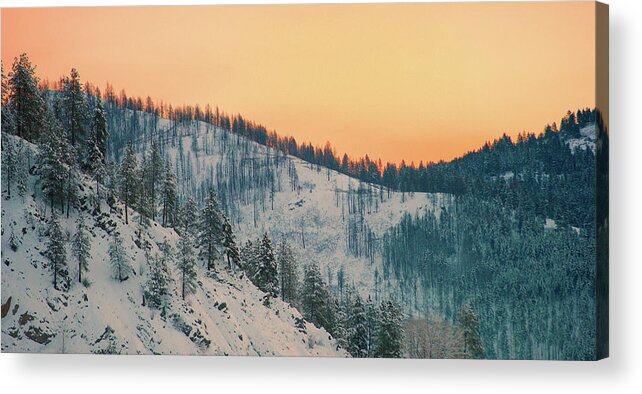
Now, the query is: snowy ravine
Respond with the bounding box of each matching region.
[117,112,448,305]
[1,135,346,356]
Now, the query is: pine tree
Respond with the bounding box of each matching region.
[277,239,299,304]
[221,214,240,270]
[61,68,87,148]
[71,215,91,284]
[161,161,178,227]
[108,233,131,282]
[14,140,28,198]
[458,304,485,359]
[91,99,108,163]
[337,265,346,299]
[332,298,349,350]
[8,53,45,141]
[136,156,153,232]
[176,234,197,300]
[145,253,171,310]
[364,296,380,357]
[63,152,80,218]
[240,239,259,278]
[375,300,404,358]
[85,138,105,208]
[37,111,72,213]
[2,134,17,198]
[348,295,369,357]
[1,62,9,107]
[137,142,165,225]
[1,63,17,136]
[1,97,17,136]
[105,161,118,211]
[119,143,138,224]
[253,233,279,297]
[301,263,333,331]
[198,189,225,271]
[144,142,164,221]
[84,102,107,205]
[176,197,198,237]
[46,214,69,291]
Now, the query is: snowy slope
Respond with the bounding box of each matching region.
[1,135,346,356]
[126,115,448,302]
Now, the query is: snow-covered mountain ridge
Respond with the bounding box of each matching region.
[118,112,448,305]
[1,134,346,356]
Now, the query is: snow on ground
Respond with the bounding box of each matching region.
[544,218,558,230]
[1,135,345,356]
[566,124,597,153]
[149,119,448,299]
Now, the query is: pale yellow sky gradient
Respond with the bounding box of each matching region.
[2,2,597,164]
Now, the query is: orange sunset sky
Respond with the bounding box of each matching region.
[2,2,597,164]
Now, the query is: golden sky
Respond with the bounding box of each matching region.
[1,2,597,164]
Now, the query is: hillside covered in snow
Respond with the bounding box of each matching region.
[1,135,345,356]
[113,112,446,304]
[1,55,606,360]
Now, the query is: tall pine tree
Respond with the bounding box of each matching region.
[109,233,131,282]
[71,215,91,284]
[161,161,178,227]
[8,53,45,141]
[176,234,197,300]
[118,143,138,224]
[46,214,70,291]
[197,189,225,271]
[62,68,87,148]
[348,295,369,357]
[458,304,485,359]
[253,233,279,297]
[277,239,299,304]
[375,300,404,358]
[301,263,333,332]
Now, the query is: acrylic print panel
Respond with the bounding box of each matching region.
[0,1,608,360]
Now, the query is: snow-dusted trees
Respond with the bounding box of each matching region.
[301,263,333,331]
[7,53,45,142]
[240,240,258,277]
[145,249,172,311]
[176,197,198,237]
[37,111,77,215]
[46,214,70,291]
[347,295,369,357]
[37,114,64,210]
[176,234,197,300]
[108,233,131,282]
[1,67,17,136]
[277,239,299,304]
[253,233,279,297]
[375,299,404,358]
[459,304,484,359]
[161,161,177,227]
[364,296,380,357]
[2,134,18,198]
[221,215,240,270]
[61,68,87,148]
[332,298,349,350]
[71,216,91,284]
[91,99,108,163]
[198,189,225,271]
[118,143,138,224]
[143,142,164,221]
[84,100,108,204]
